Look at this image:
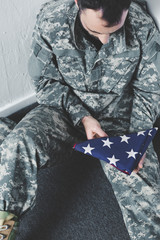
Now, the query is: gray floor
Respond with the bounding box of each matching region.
[17,154,130,240]
[9,103,159,240]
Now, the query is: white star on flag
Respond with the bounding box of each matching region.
[107,155,120,166]
[137,131,145,136]
[148,130,153,136]
[102,138,114,148]
[120,135,130,144]
[126,149,138,159]
[74,127,158,175]
[82,144,95,155]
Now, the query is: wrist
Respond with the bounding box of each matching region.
[81,115,92,124]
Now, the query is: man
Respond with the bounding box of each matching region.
[0,0,160,239]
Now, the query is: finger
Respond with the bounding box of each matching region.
[138,161,143,169]
[133,167,139,173]
[95,128,108,138]
[94,133,101,138]
[86,130,95,140]
[133,152,146,173]
[137,159,143,169]
[133,166,141,173]
[133,162,142,173]
[139,152,146,168]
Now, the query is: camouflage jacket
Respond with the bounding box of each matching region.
[28,0,160,133]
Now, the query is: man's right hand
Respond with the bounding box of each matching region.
[81,115,108,140]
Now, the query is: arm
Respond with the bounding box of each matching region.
[28,10,91,126]
[129,26,160,133]
[129,24,160,172]
[83,22,160,171]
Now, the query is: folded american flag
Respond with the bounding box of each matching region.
[73,128,158,175]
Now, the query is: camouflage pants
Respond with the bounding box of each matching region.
[0,105,160,240]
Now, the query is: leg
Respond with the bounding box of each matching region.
[0,105,84,218]
[100,143,160,240]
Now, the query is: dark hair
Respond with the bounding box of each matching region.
[77,0,132,26]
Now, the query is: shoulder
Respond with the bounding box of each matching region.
[128,1,160,74]
[129,1,154,25]
[128,0,158,45]
[35,0,74,32]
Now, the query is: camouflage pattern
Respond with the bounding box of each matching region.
[0,0,160,239]
[0,118,16,145]
[100,143,160,240]
[0,107,86,217]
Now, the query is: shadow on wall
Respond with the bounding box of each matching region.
[145,0,160,30]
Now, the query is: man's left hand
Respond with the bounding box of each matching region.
[133,153,146,173]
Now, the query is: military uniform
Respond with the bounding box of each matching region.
[0,0,160,239]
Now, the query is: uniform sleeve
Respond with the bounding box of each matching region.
[129,25,160,133]
[28,10,91,126]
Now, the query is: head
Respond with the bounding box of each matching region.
[75,0,131,44]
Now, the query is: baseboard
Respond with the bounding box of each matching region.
[0,93,37,117]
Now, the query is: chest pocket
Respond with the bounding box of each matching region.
[98,55,139,95]
[57,56,86,90]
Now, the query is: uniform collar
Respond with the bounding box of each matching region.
[101,25,127,55]
[68,4,82,50]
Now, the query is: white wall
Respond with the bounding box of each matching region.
[0,0,47,117]
[146,0,160,29]
[0,0,159,117]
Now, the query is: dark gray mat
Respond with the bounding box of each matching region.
[16,154,130,240]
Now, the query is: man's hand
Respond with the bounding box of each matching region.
[82,115,108,139]
[133,153,146,173]
[82,115,146,173]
